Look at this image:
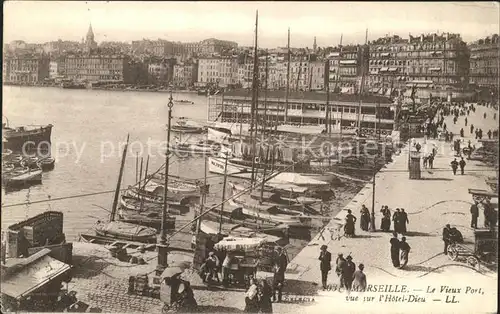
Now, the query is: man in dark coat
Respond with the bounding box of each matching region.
[400,209,409,234]
[459,157,466,175]
[450,159,459,175]
[465,117,468,126]
[342,256,356,291]
[318,245,332,289]
[470,124,474,134]
[380,205,391,231]
[272,247,287,303]
[335,253,346,288]
[470,202,479,228]
[487,130,492,139]
[460,128,464,137]
[392,208,401,233]
[389,233,400,267]
[442,224,453,254]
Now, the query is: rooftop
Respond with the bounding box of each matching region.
[224,89,392,104]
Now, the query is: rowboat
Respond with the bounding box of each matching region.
[117,207,176,230]
[124,184,191,206]
[122,189,190,213]
[93,220,157,243]
[120,195,183,215]
[36,156,56,171]
[21,156,39,168]
[148,174,200,196]
[3,167,43,187]
[249,190,321,205]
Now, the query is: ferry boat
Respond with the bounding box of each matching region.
[2,122,53,152]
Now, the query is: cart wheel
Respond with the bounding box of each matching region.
[467,256,480,271]
[447,245,458,261]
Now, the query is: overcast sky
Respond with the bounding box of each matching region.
[4,1,499,48]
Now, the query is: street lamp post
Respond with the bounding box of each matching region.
[370,166,376,232]
[157,91,174,274]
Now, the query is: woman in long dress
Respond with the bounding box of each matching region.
[399,237,411,269]
[344,210,357,237]
[244,278,260,313]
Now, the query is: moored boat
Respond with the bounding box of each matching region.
[3,167,43,187]
[93,220,157,243]
[117,207,176,230]
[36,156,56,171]
[123,187,191,212]
[169,118,204,134]
[175,100,195,105]
[2,122,53,152]
[120,195,183,215]
[169,141,220,156]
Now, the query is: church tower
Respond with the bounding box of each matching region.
[85,23,98,51]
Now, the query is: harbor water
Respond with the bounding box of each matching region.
[2,85,360,258]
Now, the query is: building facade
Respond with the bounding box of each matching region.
[327,45,368,93]
[367,33,470,95]
[49,58,66,79]
[64,54,133,83]
[468,34,499,95]
[172,62,198,87]
[197,57,239,87]
[3,55,50,83]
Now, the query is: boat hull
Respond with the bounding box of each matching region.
[3,124,53,152]
[120,196,183,216]
[118,208,176,230]
[94,221,157,243]
[3,168,43,187]
[208,157,264,179]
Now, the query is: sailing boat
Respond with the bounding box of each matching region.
[94,134,158,243]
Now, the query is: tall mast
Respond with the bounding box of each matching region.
[250,10,259,184]
[110,134,130,222]
[334,34,343,92]
[264,49,269,139]
[284,28,291,123]
[357,28,368,134]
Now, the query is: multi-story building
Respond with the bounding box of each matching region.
[308,61,327,91]
[148,62,169,84]
[197,57,239,87]
[64,54,133,83]
[172,61,198,87]
[49,58,66,79]
[468,34,499,96]
[43,40,82,55]
[198,38,238,55]
[98,41,132,55]
[367,33,470,95]
[327,45,368,93]
[3,54,50,83]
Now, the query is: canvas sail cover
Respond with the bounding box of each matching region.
[214,236,266,252]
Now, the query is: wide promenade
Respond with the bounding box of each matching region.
[283,104,498,313]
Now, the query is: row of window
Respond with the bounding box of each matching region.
[372,43,459,52]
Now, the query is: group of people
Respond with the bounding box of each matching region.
[379,207,410,234]
[450,157,467,175]
[389,233,411,269]
[318,245,367,292]
[470,199,498,230]
[244,278,274,313]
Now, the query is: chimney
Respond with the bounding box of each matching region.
[420,34,424,42]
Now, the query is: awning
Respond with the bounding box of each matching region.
[429,67,441,71]
[1,255,71,300]
[380,67,389,72]
[340,60,357,65]
[388,67,398,72]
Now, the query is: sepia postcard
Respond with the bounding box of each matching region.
[1,1,498,313]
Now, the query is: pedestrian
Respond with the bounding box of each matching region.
[360,205,370,231]
[318,245,332,290]
[392,208,401,233]
[465,117,468,126]
[470,201,479,229]
[342,255,356,291]
[352,264,367,292]
[450,158,458,175]
[442,224,453,254]
[258,279,273,313]
[483,200,492,229]
[484,112,487,119]
[415,142,421,152]
[399,237,411,269]
[428,153,434,169]
[460,128,464,137]
[400,209,409,234]
[494,113,497,120]
[272,247,287,303]
[423,155,428,168]
[380,206,391,231]
[204,252,220,283]
[244,278,260,313]
[344,209,357,237]
[390,232,400,267]
[443,122,447,132]
[335,253,346,288]
[459,157,466,175]
[470,124,474,134]
[487,130,492,139]
[222,252,233,286]
[453,116,457,124]
[478,129,483,139]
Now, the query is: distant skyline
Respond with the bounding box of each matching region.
[4,1,500,48]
